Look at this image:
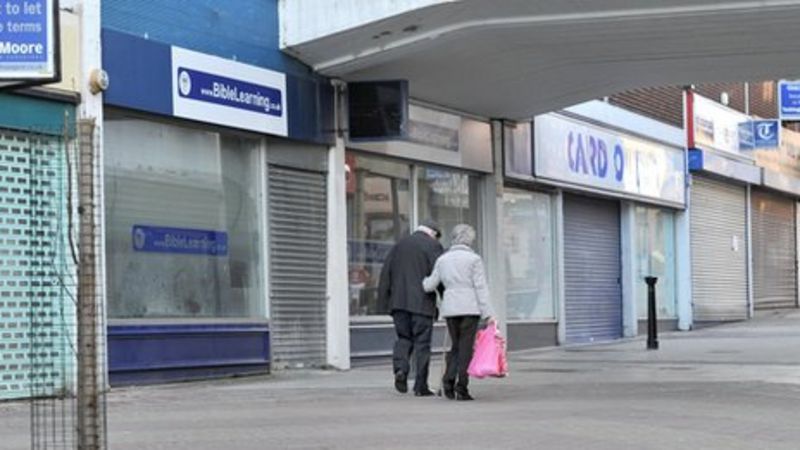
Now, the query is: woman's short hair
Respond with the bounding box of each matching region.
[450,224,476,246]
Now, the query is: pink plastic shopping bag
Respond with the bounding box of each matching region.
[467,322,508,378]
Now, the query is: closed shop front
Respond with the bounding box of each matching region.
[0,96,76,400]
[751,189,797,310]
[750,124,800,312]
[533,107,686,345]
[690,176,749,321]
[687,92,762,323]
[563,195,623,344]
[0,8,83,400]
[102,31,334,383]
[267,146,329,368]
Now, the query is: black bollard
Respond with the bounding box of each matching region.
[645,276,659,350]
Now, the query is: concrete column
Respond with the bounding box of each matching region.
[484,120,507,337]
[746,183,754,319]
[620,201,639,338]
[554,190,567,345]
[326,83,351,370]
[675,197,693,331]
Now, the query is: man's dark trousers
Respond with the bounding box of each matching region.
[392,310,434,393]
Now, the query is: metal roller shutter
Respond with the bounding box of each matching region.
[752,189,797,310]
[268,165,327,368]
[690,176,748,320]
[564,194,622,344]
[0,130,73,399]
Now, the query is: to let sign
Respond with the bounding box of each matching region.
[0,0,59,83]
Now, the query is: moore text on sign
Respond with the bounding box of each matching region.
[0,0,58,82]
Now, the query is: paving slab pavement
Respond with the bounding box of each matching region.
[3,310,800,449]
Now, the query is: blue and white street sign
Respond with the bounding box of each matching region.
[753,120,780,148]
[739,120,780,150]
[779,80,800,120]
[0,0,59,82]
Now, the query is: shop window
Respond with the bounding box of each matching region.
[346,154,412,316]
[417,167,481,249]
[104,116,265,319]
[635,206,677,319]
[346,155,483,317]
[502,189,556,321]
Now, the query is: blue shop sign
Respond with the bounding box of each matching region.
[739,120,780,150]
[780,80,800,120]
[132,225,228,256]
[177,68,283,118]
[0,0,58,82]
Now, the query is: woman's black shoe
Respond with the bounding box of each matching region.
[414,389,436,397]
[442,387,455,400]
[456,392,474,401]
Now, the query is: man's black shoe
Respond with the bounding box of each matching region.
[394,372,408,393]
[456,392,474,401]
[414,389,436,397]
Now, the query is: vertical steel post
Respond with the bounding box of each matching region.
[645,276,659,350]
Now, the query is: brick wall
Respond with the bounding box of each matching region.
[609,81,789,129]
[608,86,684,127]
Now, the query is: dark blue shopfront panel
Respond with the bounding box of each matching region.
[102,0,334,144]
[103,29,333,144]
[108,323,270,385]
[102,0,305,77]
[102,31,173,116]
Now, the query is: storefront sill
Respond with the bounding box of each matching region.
[108,323,270,386]
[108,318,269,326]
[110,358,270,373]
[109,364,270,387]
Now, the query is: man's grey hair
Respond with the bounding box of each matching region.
[450,224,476,247]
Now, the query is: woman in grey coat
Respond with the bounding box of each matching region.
[423,224,495,401]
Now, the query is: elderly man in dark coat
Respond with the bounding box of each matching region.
[378,219,443,396]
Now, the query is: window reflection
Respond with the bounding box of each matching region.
[105,117,264,319]
[635,206,677,318]
[417,168,481,250]
[346,154,411,316]
[502,189,556,321]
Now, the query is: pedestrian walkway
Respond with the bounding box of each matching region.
[3,311,800,449]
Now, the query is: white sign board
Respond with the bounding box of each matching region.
[692,93,750,157]
[172,47,288,137]
[534,114,685,206]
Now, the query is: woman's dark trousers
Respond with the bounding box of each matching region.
[443,315,480,395]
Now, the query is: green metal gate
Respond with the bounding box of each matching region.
[0,127,76,401]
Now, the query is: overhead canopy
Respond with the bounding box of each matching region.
[281,0,800,118]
